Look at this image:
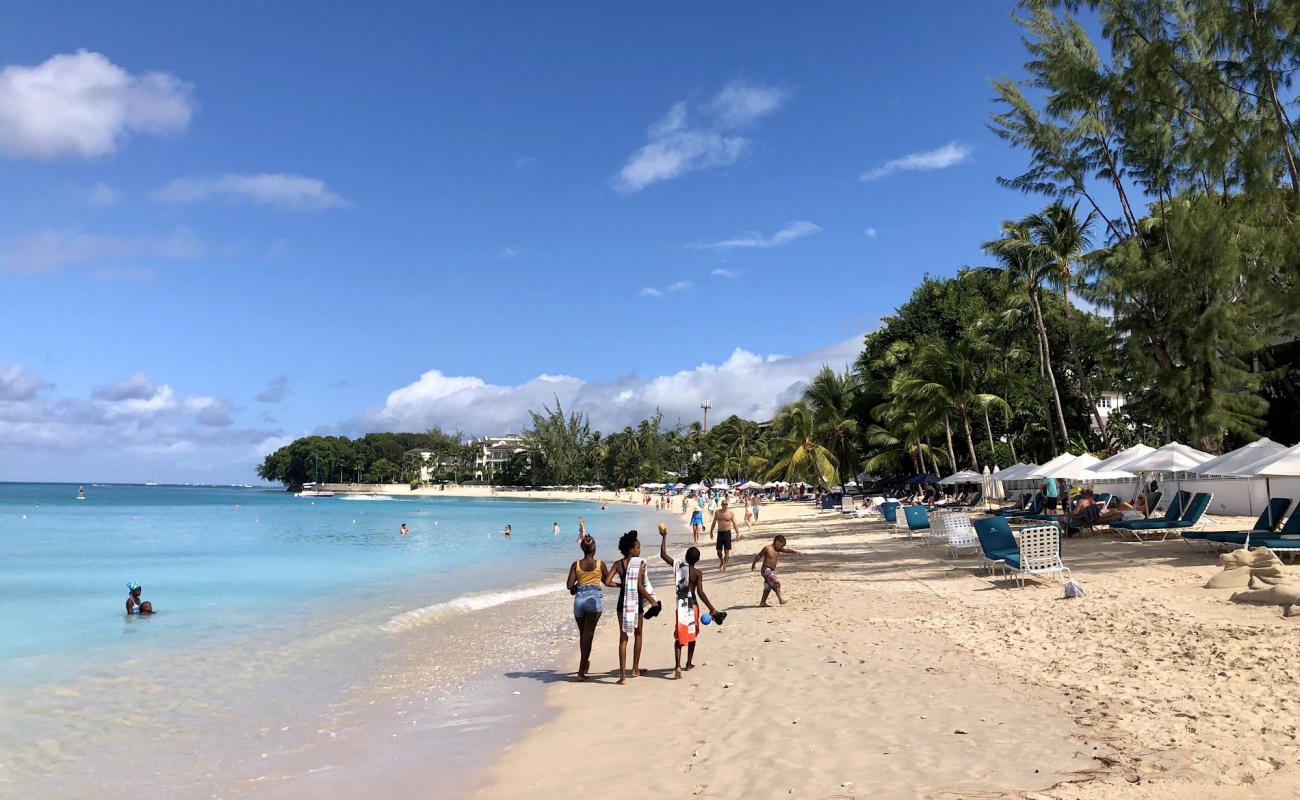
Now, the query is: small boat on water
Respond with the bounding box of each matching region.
[297,482,335,498]
[144,481,159,487]
[339,493,392,501]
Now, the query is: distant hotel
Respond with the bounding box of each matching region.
[405,434,527,483]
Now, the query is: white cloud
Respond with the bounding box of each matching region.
[710,267,739,278]
[859,141,972,181]
[690,220,821,250]
[638,287,663,298]
[255,375,289,404]
[865,227,877,238]
[0,227,203,275]
[153,173,349,211]
[514,156,537,171]
[614,81,787,193]
[0,364,47,401]
[86,182,123,207]
[498,246,519,259]
[668,280,694,292]
[0,50,193,160]
[363,336,864,436]
[0,364,275,482]
[711,81,788,127]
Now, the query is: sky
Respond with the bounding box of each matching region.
[0,2,1058,484]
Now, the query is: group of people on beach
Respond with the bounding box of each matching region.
[565,522,800,683]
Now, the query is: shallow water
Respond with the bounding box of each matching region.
[0,483,656,797]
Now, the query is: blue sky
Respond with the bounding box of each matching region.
[0,2,1057,483]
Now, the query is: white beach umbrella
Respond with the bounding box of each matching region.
[938,469,983,485]
[1091,443,1155,473]
[1038,453,1102,481]
[1189,437,1288,477]
[1123,442,1213,473]
[1221,443,1300,545]
[992,462,1036,481]
[1024,452,1080,480]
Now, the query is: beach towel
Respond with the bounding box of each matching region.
[621,557,642,634]
[674,559,698,645]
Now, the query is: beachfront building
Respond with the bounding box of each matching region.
[405,449,457,483]
[472,435,526,481]
[1092,390,1127,434]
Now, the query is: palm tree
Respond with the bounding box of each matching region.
[984,222,1070,448]
[802,366,860,484]
[763,401,838,487]
[1025,200,1110,445]
[905,337,1011,471]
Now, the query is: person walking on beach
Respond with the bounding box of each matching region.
[566,535,608,681]
[708,498,740,571]
[657,525,725,679]
[604,530,661,684]
[1042,476,1060,513]
[689,504,705,543]
[751,535,802,607]
[751,496,761,523]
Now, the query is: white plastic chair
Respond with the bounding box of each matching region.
[942,512,980,559]
[925,510,951,547]
[1011,525,1071,587]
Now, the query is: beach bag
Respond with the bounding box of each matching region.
[1064,579,1085,599]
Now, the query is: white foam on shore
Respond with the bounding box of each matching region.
[380,582,563,633]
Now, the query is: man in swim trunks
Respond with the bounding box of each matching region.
[751,534,802,606]
[708,498,740,571]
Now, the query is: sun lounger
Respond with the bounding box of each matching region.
[1201,500,1298,550]
[1109,490,1191,541]
[880,501,900,524]
[972,516,1019,576]
[1004,524,1070,587]
[903,505,930,537]
[996,492,1042,518]
[940,511,980,558]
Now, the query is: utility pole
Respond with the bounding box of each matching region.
[700,400,712,432]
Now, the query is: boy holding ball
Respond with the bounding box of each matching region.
[658,523,726,679]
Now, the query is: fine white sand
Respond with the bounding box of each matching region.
[470,508,1300,799]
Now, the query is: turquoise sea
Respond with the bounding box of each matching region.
[0,483,658,797]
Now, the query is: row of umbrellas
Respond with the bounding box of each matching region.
[984,438,1300,483]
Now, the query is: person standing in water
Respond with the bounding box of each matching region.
[504,524,512,537]
[125,583,154,615]
[566,535,608,681]
[400,523,409,536]
[553,522,560,536]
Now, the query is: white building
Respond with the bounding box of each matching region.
[1091,390,1127,433]
[473,435,526,480]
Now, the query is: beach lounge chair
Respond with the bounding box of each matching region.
[1109,490,1189,540]
[1200,499,1296,550]
[903,505,930,537]
[997,493,1042,518]
[1005,524,1070,587]
[1115,492,1213,542]
[1236,536,1300,562]
[924,510,951,546]
[880,501,900,524]
[941,511,980,558]
[972,516,1019,576]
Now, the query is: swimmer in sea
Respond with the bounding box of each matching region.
[504,524,512,537]
[400,523,409,536]
[126,583,154,615]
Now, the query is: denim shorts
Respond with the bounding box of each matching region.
[574,586,603,617]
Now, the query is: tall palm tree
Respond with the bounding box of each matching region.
[763,401,838,487]
[802,366,860,484]
[906,337,1011,471]
[984,222,1070,448]
[1025,200,1110,445]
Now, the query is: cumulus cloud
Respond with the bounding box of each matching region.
[859,141,972,181]
[711,267,739,278]
[0,364,276,482]
[865,227,878,238]
[363,336,863,436]
[255,375,289,404]
[153,173,350,211]
[614,81,787,193]
[0,227,203,275]
[498,246,519,259]
[638,287,663,298]
[0,364,47,401]
[690,220,821,250]
[668,280,694,292]
[0,50,193,160]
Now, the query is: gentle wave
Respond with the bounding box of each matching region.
[380,582,563,633]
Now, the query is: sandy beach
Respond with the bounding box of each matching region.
[459,504,1300,799]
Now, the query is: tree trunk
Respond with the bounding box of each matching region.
[1060,281,1109,445]
[983,405,997,462]
[1029,289,1069,448]
[916,439,927,474]
[962,407,980,471]
[944,414,956,474]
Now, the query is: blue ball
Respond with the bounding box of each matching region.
[701,613,712,625]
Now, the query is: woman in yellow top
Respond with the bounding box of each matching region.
[566,535,609,681]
